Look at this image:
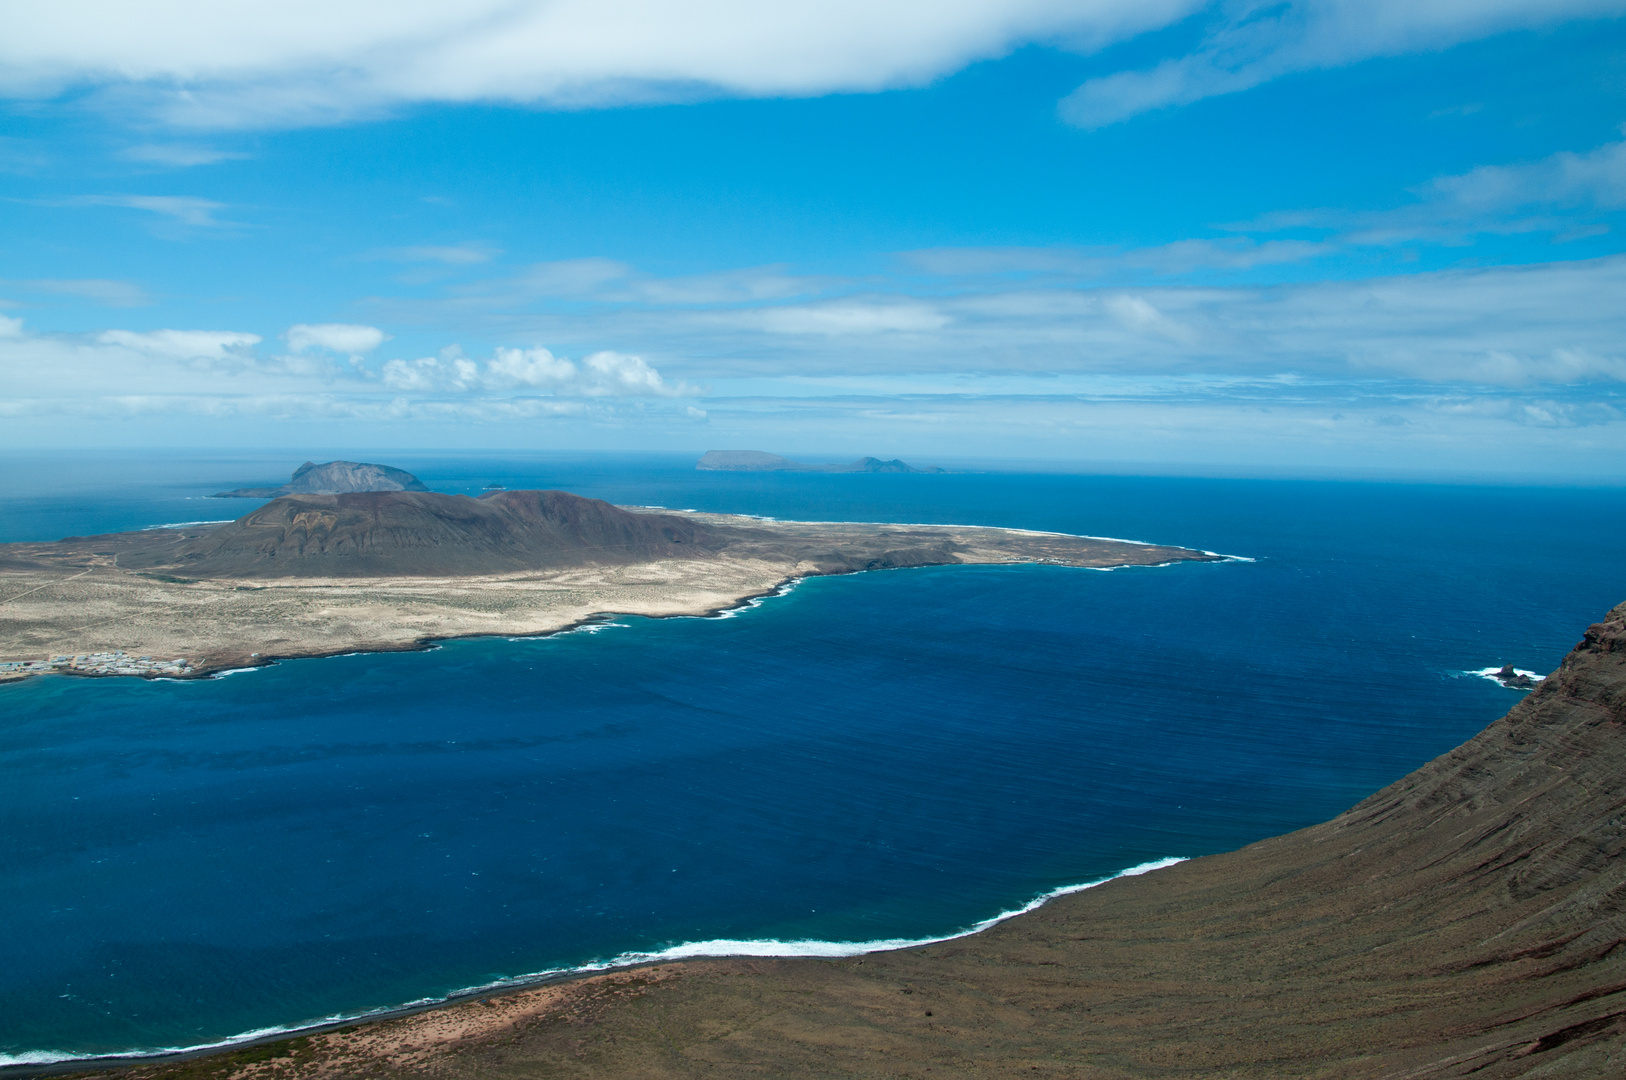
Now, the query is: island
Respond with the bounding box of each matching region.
[697,450,944,473]
[0,488,1219,681]
[211,459,431,498]
[59,601,1626,1079]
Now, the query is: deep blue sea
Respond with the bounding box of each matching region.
[2,452,1623,1064]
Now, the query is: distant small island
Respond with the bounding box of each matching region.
[697,450,944,473]
[211,459,430,498]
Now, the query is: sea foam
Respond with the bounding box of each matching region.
[1466,666,1545,685]
[2,856,1185,1068]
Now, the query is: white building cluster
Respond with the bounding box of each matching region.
[0,651,193,678]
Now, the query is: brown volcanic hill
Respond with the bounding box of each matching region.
[104,602,1626,1079]
[121,490,724,578]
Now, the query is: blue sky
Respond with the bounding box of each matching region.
[3,1,1626,477]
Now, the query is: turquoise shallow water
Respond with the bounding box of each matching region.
[1,454,1622,1062]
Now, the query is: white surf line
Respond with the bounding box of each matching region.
[1,856,1187,1069]
[697,577,803,620]
[141,520,233,530]
[579,857,1189,967]
[663,510,1253,562]
[1465,666,1546,683]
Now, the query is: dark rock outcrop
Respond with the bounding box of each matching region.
[123,490,723,577]
[1492,662,1540,689]
[212,460,430,498]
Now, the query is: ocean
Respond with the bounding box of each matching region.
[1,452,1622,1064]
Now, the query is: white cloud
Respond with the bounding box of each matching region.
[119,144,250,167]
[382,351,480,391]
[6,278,152,307]
[1060,0,1626,129]
[1103,294,1193,342]
[398,344,697,396]
[3,283,1623,474]
[441,259,842,313]
[753,301,950,335]
[0,1,1614,131]
[59,194,229,226]
[287,322,387,354]
[96,328,261,359]
[901,239,1333,281]
[504,258,635,298]
[0,0,1203,127]
[1425,133,1626,214]
[484,346,580,388]
[385,251,1626,387]
[376,243,500,265]
[581,350,680,395]
[1224,132,1626,247]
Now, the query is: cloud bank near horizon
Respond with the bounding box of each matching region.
[3,249,1622,474]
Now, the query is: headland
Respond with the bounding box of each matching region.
[0,489,1220,680]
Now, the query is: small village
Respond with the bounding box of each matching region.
[0,651,194,679]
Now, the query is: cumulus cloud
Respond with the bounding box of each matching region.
[1060,0,1626,129]
[287,322,387,354]
[390,345,696,396]
[581,350,682,394]
[0,317,701,440]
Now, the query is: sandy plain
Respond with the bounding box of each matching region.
[0,510,1218,680]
